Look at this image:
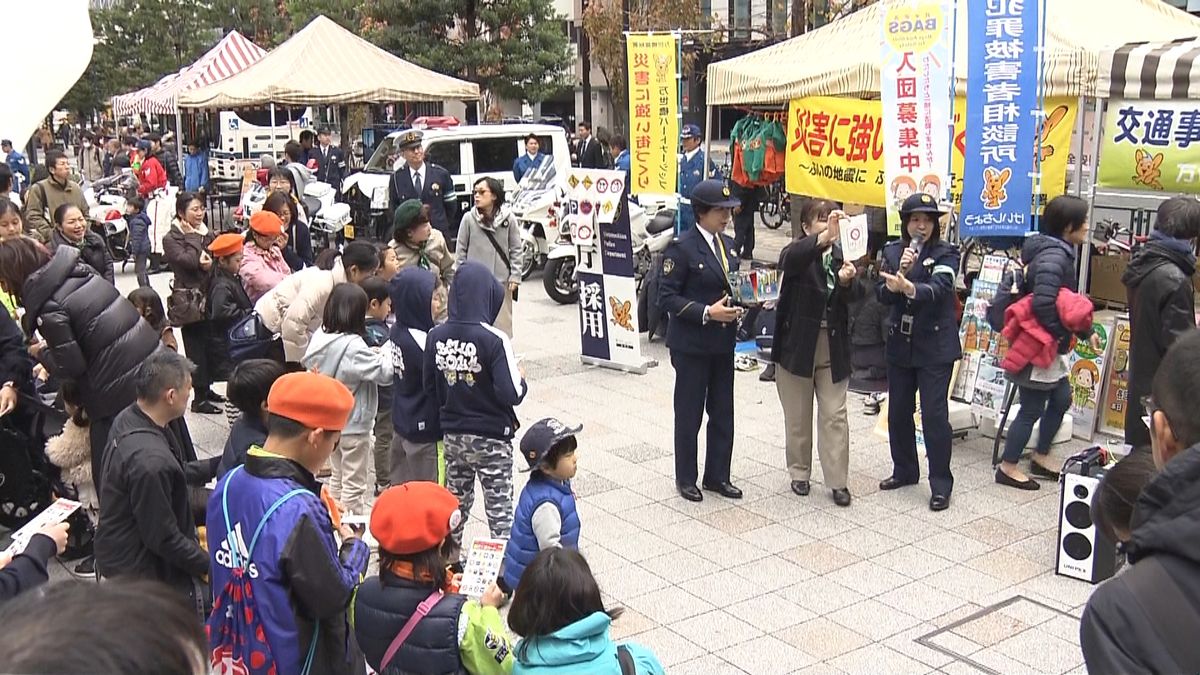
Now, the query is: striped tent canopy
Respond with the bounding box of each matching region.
[110,30,267,116]
[178,15,480,108]
[707,0,1200,106]
[1099,37,1200,99]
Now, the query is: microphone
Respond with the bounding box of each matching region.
[900,234,924,274]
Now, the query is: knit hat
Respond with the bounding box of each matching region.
[266,372,354,431]
[207,232,244,258]
[370,482,462,554]
[392,199,424,234]
[249,210,285,237]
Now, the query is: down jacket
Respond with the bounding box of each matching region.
[1000,290,1093,374]
[255,259,347,362]
[1021,233,1090,354]
[239,240,291,303]
[22,246,160,419]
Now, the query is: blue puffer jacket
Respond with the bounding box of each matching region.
[353,574,468,674]
[503,475,580,590]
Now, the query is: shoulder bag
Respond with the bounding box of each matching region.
[380,589,444,671]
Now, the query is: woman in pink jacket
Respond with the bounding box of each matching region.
[239,210,292,302]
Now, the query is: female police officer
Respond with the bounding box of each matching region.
[659,179,743,502]
[877,192,961,511]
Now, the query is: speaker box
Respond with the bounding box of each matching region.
[1056,472,1122,584]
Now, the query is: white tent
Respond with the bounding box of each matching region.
[111,31,267,116]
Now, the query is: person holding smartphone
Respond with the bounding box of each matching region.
[658,179,744,503]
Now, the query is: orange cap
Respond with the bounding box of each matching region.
[370,482,462,555]
[250,210,286,237]
[266,372,354,431]
[207,232,244,258]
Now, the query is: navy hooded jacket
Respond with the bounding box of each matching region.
[423,261,527,439]
[389,267,441,443]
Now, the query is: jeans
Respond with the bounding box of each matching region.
[1002,378,1072,464]
[134,253,150,287]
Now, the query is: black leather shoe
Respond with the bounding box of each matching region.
[791,480,810,496]
[929,494,951,511]
[702,481,743,499]
[759,364,776,382]
[832,488,852,507]
[207,391,227,403]
[995,468,1041,491]
[191,400,221,414]
[1029,460,1060,480]
[879,476,918,491]
[678,484,703,502]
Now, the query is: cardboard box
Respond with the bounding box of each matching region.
[1090,255,1129,306]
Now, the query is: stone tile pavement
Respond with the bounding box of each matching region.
[41,251,1106,673]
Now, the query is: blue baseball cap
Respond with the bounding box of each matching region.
[690,179,740,208]
[519,417,583,470]
[680,124,702,139]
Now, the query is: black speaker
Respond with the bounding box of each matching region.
[1056,472,1121,583]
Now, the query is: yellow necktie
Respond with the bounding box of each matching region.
[714,234,729,274]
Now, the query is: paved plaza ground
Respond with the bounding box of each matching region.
[22,224,1104,674]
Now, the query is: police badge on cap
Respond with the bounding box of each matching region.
[397,130,424,150]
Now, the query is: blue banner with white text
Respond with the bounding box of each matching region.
[960,0,1041,238]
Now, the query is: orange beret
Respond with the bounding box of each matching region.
[266,372,354,431]
[207,232,244,258]
[250,210,286,237]
[370,482,462,555]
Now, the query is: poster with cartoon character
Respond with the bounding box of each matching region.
[1068,319,1113,441]
[1098,315,1132,437]
[1097,100,1200,193]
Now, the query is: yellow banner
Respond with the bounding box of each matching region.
[786,96,1076,211]
[627,34,679,196]
[1097,99,1200,193]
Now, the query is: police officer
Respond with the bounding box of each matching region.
[659,179,744,502]
[678,124,722,233]
[877,193,962,511]
[388,130,458,244]
[312,127,347,194]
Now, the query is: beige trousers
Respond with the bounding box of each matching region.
[775,329,850,489]
[330,432,373,516]
[494,287,514,337]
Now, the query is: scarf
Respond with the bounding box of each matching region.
[1149,230,1198,266]
[385,559,456,593]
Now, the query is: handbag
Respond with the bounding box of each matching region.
[380,590,444,671]
[167,281,206,327]
[228,313,278,362]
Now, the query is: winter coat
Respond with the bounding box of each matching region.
[389,268,442,443]
[424,261,527,440]
[79,145,104,183]
[1080,443,1200,674]
[255,260,347,362]
[512,612,665,675]
[393,228,454,321]
[207,266,253,381]
[0,533,57,602]
[0,307,33,396]
[21,246,160,419]
[127,211,152,256]
[45,417,98,514]
[877,239,962,368]
[51,228,114,283]
[1122,234,1198,447]
[162,221,215,291]
[23,176,89,243]
[456,207,523,286]
[286,161,314,195]
[239,240,292,303]
[847,275,890,385]
[302,330,392,435]
[153,148,183,188]
[207,451,371,675]
[94,403,209,597]
[1022,234,1090,355]
[503,475,580,590]
[215,413,267,479]
[136,155,167,198]
[771,234,863,382]
[1000,290,1093,374]
[183,150,208,193]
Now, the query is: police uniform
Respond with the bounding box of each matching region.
[313,128,347,193]
[388,130,458,242]
[658,180,743,502]
[877,193,962,510]
[678,124,722,233]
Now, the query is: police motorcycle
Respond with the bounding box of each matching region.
[232,174,349,253]
[85,171,137,266]
[511,156,564,280]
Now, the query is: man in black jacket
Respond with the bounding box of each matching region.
[1122,196,1200,447]
[95,351,209,606]
[1081,329,1200,674]
[148,132,183,188]
[574,121,606,169]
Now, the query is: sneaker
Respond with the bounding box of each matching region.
[72,556,96,577]
[191,400,221,414]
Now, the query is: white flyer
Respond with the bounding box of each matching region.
[458,537,507,598]
[840,214,868,261]
[3,498,80,557]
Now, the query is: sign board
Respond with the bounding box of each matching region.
[626,33,680,196]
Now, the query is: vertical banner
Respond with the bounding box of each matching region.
[880,1,954,235]
[567,169,648,373]
[960,0,1041,238]
[1098,315,1132,438]
[627,33,680,196]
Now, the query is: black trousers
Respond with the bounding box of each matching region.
[180,321,214,399]
[732,185,763,259]
[89,413,116,498]
[671,350,735,487]
[886,362,954,496]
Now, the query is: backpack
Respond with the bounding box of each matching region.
[207,466,318,675]
[986,263,1027,332]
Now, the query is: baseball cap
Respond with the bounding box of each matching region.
[690,179,741,209]
[520,417,583,470]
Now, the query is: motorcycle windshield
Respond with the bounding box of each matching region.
[512,157,558,212]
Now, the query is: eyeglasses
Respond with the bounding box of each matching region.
[1141,395,1159,432]
[473,189,491,196]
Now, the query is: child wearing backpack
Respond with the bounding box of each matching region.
[352,482,513,675]
[508,548,664,675]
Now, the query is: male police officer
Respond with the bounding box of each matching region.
[659,179,743,502]
[313,127,347,193]
[388,130,458,244]
[678,124,722,232]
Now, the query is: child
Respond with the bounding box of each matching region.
[126,195,152,288]
[301,282,392,515]
[502,417,581,592]
[127,287,177,351]
[216,359,286,477]
[424,260,527,553]
[389,267,442,485]
[1093,449,1158,546]
[508,548,665,675]
[206,233,253,422]
[0,199,23,318]
[376,242,400,281]
[361,275,394,494]
[352,482,513,674]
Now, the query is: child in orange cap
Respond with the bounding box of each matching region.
[206,232,253,414]
[353,482,514,675]
[240,209,291,303]
[206,371,371,675]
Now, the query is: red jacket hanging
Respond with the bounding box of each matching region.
[1000,289,1094,374]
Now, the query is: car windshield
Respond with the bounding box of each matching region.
[364,136,400,173]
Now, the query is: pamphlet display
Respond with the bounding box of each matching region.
[952,255,1011,420]
[727,268,781,305]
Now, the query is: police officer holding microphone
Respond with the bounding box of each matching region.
[659,179,744,502]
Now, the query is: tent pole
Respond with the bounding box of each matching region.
[703,105,713,180]
[1080,96,1105,292]
[270,103,278,158]
[174,106,184,177]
